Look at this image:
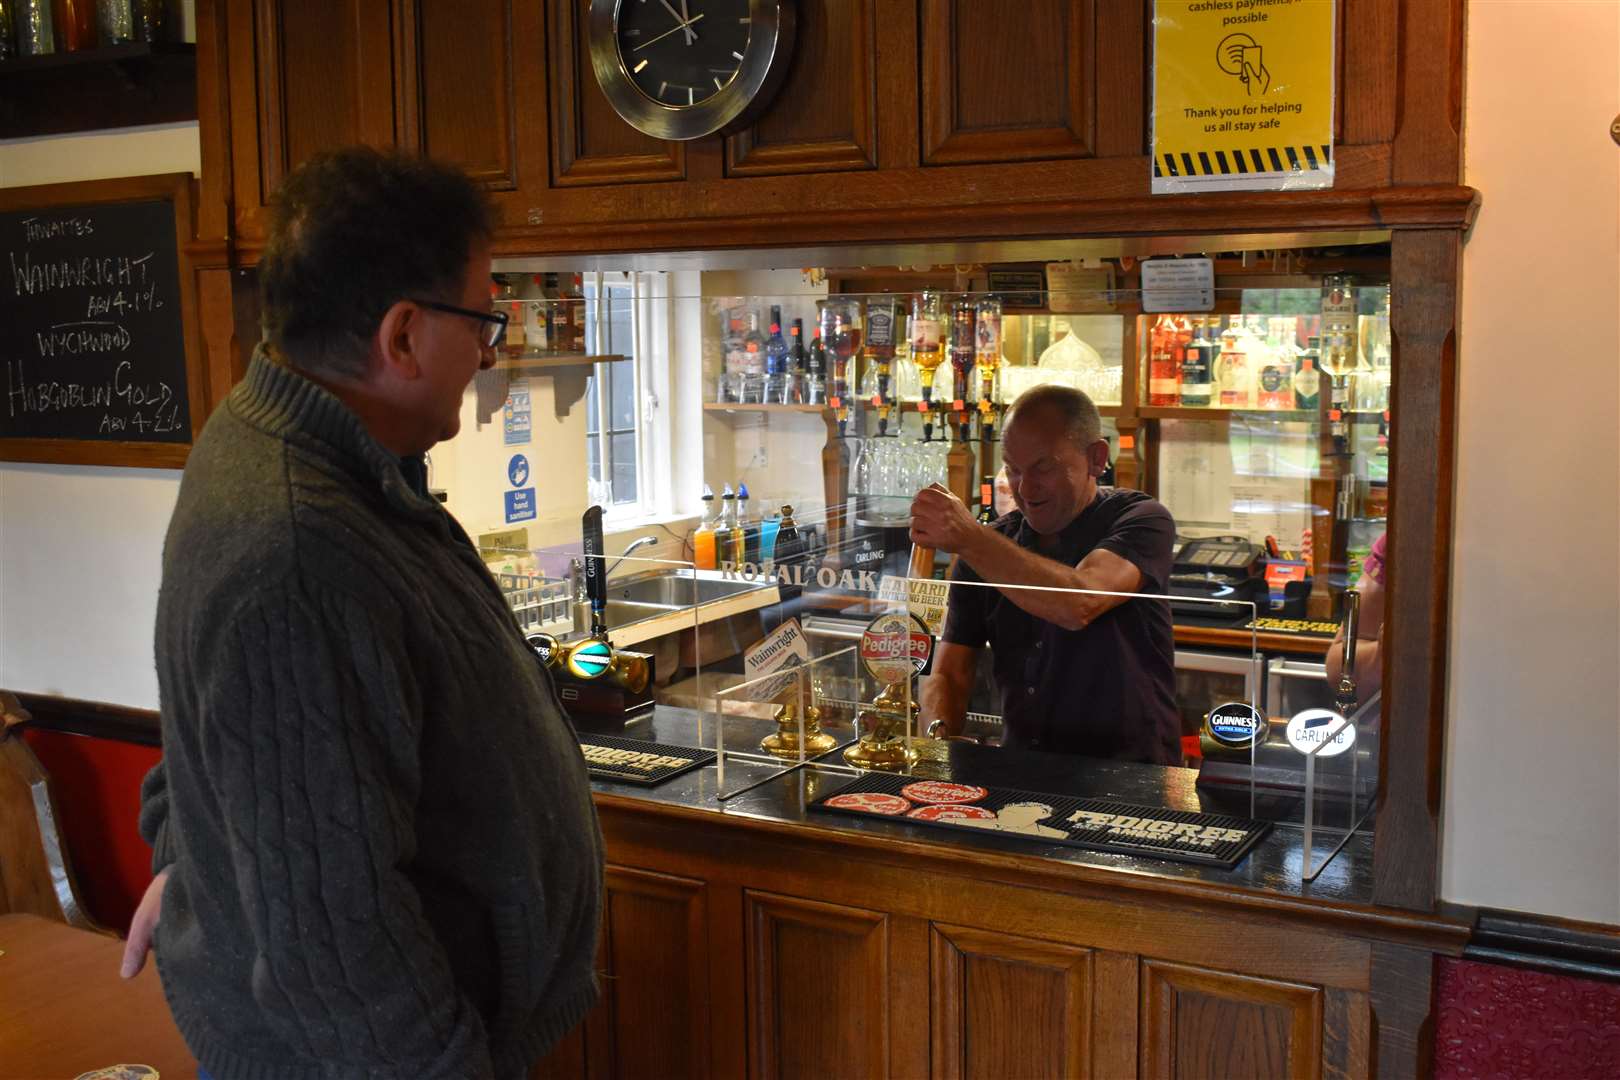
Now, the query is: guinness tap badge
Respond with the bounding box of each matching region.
[1204,702,1265,751]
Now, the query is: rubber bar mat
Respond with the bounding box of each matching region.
[578,733,716,786]
[809,772,1270,869]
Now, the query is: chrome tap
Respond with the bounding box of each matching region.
[605,535,659,578]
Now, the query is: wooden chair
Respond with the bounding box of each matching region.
[0,691,103,931]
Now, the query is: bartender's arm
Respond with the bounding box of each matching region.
[909,485,1143,631]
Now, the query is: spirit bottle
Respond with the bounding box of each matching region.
[764,306,790,403]
[1293,350,1322,411]
[1255,317,1293,409]
[976,475,996,524]
[1148,314,1186,406]
[493,278,526,358]
[1215,321,1251,408]
[909,291,945,406]
[949,300,975,404]
[741,311,767,403]
[864,297,899,406]
[804,336,828,404]
[787,319,808,404]
[974,297,1002,403]
[735,482,754,563]
[1179,318,1214,407]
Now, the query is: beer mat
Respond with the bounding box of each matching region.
[810,773,1270,869]
[577,733,715,786]
[1247,616,1341,636]
[74,1068,159,1080]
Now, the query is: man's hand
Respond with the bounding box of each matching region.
[121,869,169,978]
[909,484,982,556]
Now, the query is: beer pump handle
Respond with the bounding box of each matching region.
[582,505,607,638]
[1334,589,1360,718]
[908,544,935,581]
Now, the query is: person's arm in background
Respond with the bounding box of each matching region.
[920,642,979,736]
[192,582,496,1079]
[1325,572,1386,704]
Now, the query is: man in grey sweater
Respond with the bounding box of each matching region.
[120,148,603,1079]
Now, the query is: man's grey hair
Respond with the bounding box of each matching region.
[1007,384,1103,449]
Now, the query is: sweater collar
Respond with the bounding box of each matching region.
[231,343,442,519]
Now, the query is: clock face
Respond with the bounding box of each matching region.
[615,0,754,108]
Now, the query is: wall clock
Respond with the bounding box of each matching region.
[588,0,796,141]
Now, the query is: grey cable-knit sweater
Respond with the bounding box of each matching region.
[139,348,602,1080]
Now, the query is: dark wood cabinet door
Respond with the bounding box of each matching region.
[1140,959,1323,1080]
[724,0,880,177]
[407,0,519,192]
[919,0,1097,166]
[228,0,400,238]
[929,924,1096,1079]
[546,0,685,187]
[590,865,711,1080]
[746,890,888,1079]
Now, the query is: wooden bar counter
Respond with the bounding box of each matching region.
[543,707,1469,1080]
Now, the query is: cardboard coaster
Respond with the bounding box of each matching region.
[811,773,1270,870]
[578,733,716,786]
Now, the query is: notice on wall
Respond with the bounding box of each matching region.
[503,378,531,446]
[1151,0,1335,194]
[505,453,535,523]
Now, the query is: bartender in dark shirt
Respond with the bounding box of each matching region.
[912,385,1182,764]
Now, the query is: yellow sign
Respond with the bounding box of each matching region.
[1152,0,1335,193]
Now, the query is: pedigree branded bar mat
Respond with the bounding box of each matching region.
[577,734,715,786]
[810,774,1270,869]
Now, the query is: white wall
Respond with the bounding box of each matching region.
[0,124,201,708]
[1441,2,1620,924]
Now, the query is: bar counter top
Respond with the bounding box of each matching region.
[587,704,1382,916]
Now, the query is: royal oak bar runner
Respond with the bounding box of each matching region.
[811,773,1270,870]
[577,733,715,786]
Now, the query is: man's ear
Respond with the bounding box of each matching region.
[374,300,423,380]
[1090,438,1110,477]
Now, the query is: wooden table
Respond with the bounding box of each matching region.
[0,914,195,1078]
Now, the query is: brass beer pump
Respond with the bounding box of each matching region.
[843,544,936,771]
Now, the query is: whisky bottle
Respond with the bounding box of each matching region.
[949,300,975,404]
[974,297,1003,404]
[909,291,945,405]
[1179,318,1214,407]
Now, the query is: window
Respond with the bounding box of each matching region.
[584,276,639,508]
[579,271,681,524]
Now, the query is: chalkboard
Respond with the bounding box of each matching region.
[1,175,199,466]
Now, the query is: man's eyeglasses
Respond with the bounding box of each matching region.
[412,299,508,350]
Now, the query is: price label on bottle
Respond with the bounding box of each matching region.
[829,396,842,409]
[952,399,965,411]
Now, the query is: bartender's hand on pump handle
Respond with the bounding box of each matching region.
[909,484,980,554]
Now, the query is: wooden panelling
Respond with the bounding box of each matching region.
[746,890,888,1079]
[195,268,242,416]
[591,865,710,1080]
[547,0,684,187]
[1141,959,1323,1080]
[1093,0,1145,158]
[726,0,878,176]
[1392,0,1465,184]
[411,0,519,190]
[930,924,1093,1079]
[1376,229,1461,911]
[252,0,398,206]
[1340,0,1398,146]
[920,0,1094,166]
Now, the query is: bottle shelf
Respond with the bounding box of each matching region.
[0,43,197,138]
[1136,405,1386,422]
[493,353,623,373]
[702,402,832,415]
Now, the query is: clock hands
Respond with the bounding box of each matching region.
[634,11,705,52]
[656,0,696,44]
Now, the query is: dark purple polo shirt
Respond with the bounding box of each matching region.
[941,488,1182,765]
